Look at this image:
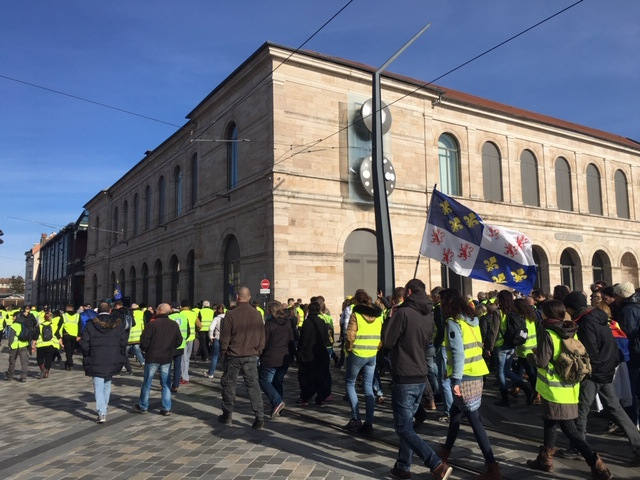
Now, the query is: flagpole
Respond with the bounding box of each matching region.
[413,254,421,279]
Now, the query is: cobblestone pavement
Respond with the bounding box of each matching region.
[1,346,639,479]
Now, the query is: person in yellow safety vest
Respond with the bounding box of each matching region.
[510,298,539,404]
[1,306,11,345]
[6,305,38,382]
[344,289,383,434]
[526,300,612,479]
[179,300,198,384]
[61,305,80,371]
[168,304,188,392]
[128,303,145,367]
[439,288,501,480]
[296,304,305,329]
[197,300,215,362]
[35,311,61,379]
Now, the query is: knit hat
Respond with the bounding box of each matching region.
[563,291,587,311]
[614,282,636,299]
[202,300,211,307]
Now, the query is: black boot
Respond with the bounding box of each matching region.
[494,389,510,407]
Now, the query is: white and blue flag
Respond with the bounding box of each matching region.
[420,189,537,294]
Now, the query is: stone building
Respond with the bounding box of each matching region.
[83,42,640,313]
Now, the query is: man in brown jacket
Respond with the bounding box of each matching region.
[218,286,265,429]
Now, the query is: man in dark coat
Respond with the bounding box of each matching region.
[563,291,640,460]
[79,301,128,424]
[134,303,182,415]
[383,278,452,480]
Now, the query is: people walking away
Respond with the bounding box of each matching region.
[61,304,80,370]
[134,303,183,415]
[204,304,225,378]
[179,300,198,385]
[383,279,452,480]
[296,301,332,407]
[6,305,38,382]
[79,301,128,424]
[562,290,640,460]
[197,300,215,361]
[168,303,188,393]
[111,299,134,375]
[36,311,61,379]
[344,289,383,434]
[128,303,146,367]
[218,286,265,429]
[438,289,500,480]
[259,300,295,418]
[525,300,612,480]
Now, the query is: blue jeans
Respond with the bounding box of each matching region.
[138,363,172,411]
[436,346,453,415]
[129,344,145,365]
[93,376,112,415]
[207,339,221,376]
[259,364,289,411]
[171,352,183,389]
[345,353,376,425]
[493,346,514,391]
[391,382,442,473]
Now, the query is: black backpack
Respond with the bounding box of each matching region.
[17,320,38,342]
[41,324,53,342]
[502,311,527,347]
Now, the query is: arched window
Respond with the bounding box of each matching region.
[560,248,582,291]
[482,142,502,202]
[591,250,610,285]
[614,169,630,219]
[223,235,240,306]
[344,229,377,297]
[112,206,119,243]
[227,122,239,189]
[123,201,129,240]
[144,185,152,231]
[133,193,139,235]
[191,152,198,208]
[520,150,540,207]
[170,255,180,304]
[438,133,461,196]
[555,157,573,211]
[187,250,195,306]
[158,176,166,224]
[92,274,98,307]
[119,269,126,299]
[154,259,163,306]
[174,166,183,218]
[621,252,639,285]
[129,265,137,304]
[586,163,603,215]
[141,262,149,305]
[95,216,100,250]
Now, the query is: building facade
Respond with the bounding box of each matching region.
[83,43,640,313]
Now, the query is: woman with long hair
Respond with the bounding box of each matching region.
[297,301,332,406]
[438,289,501,480]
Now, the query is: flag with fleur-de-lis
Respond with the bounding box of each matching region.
[420,188,537,294]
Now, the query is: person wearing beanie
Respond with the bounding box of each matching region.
[615,282,640,428]
[561,290,640,462]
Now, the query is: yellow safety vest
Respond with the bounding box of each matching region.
[199,308,215,330]
[182,309,198,342]
[10,323,30,349]
[446,317,489,377]
[169,312,188,350]
[62,313,79,337]
[129,310,144,344]
[494,311,507,348]
[516,318,538,358]
[351,312,383,358]
[296,307,304,328]
[535,329,580,404]
[37,320,59,348]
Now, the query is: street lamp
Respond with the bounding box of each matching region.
[371,22,430,297]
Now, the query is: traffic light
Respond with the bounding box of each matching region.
[0,229,3,244]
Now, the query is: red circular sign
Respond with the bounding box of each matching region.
[260,279,271,289]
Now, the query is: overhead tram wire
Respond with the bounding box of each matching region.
[275,0,586,164]
[0,74,182,128]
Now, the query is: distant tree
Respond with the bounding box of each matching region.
[9,276,24,294]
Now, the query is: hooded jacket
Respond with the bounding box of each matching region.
[260,314,295,368]
[618,292,640,364]
[79,313,128,378]
[571,306,618,383]
[382,290,434,384]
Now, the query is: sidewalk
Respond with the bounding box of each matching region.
[0,348,638,479]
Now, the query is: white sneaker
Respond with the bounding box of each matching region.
[203,371,214,378]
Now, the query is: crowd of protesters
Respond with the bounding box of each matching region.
[4,278,640,480]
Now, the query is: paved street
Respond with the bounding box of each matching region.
[1,346,639,480]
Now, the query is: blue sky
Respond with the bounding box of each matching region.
[1,0,638,280]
